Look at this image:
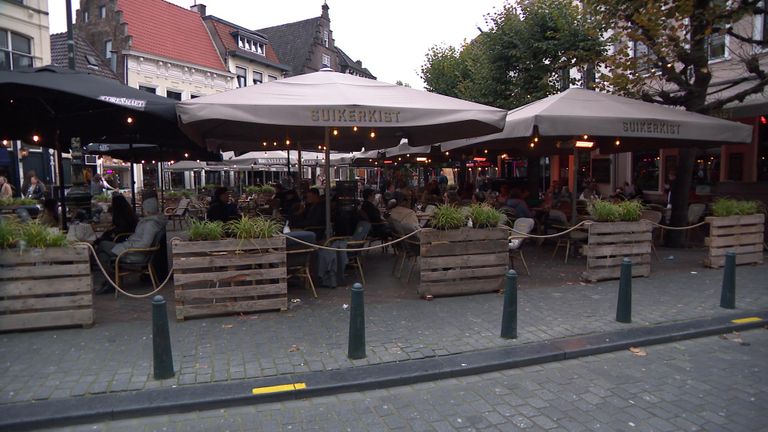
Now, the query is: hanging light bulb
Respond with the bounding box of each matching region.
[333,129,339,136]
[126,116,134,124]
[370,130,376,138]
[285,139,291,145]
[32,135,40,143]
[615,139,621,146]
[353,126,358,132]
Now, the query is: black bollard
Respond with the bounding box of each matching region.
[152,295,175,380]
[720,251,736,309]
[616,258,632,323]
[348,283,366,359]
[500,270,518,339]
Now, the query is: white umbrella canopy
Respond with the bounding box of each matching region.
[176,69,507,153]
[385,139,432,158]
[440,88,753,155]
[166,160,207,171]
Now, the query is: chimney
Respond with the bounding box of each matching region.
[190,3,206,16]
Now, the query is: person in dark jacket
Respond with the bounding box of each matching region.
[292,188,325,240]
[360,188,389,239]
[96,194,138,244]
[207,187,239,223]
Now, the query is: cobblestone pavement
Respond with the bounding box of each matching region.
[0,247,766,405]
[38,328,768,431]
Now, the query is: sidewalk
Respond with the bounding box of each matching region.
[0,245,766,427]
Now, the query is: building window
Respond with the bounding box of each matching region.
[321,54,331,68]
[268,75,277,82]
[104,39,112,60]
[252,71,263,85]
[707,32,726,60]
[139,85,156,94]
[632,40,655,74]
[166,90,182,101]
[99,5,106,18]
[236,66,247,88]
[0,29,33,70]
[83,10,89,22]
[633,151,660,192]
[84,54,100,69]
[190,94,200,99]
[237,35,265,55]
[323,30,329,48]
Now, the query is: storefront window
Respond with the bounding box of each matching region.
[633,151,659,192]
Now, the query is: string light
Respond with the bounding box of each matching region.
[615,139,621,146]
[583,134,588,139]
[126,116,134,124]
[32,135,40,143]
[184,153,189,157]
[285,139,291,145]
[370,131,376,138]
[263,142,267,147]
[353,126,358,132]
[333,129,339,136]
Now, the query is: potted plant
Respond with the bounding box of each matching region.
[0,220,94,331]
[704,198,765,268]
[171,216,287,320]
[583,199,652,282]
[418,204,508,298]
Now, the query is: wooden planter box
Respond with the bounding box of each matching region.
[418,227,508,297]
[172,237,287,320]
[0,245,94,331]
[583,221,652,282]
[704,214,765,268]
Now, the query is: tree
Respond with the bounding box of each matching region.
[394,80,412,88]
[420,0,604,109]
[590,0,767,246]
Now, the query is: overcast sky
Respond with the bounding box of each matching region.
[48,0,507,89]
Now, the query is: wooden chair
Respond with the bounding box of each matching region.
[508,217,534,275]
[164,198,190,230]
[686,203,706,246]
[550,210,588,263]
[324,221,371,285]
[111,229,166,298]
[285,230,318,298]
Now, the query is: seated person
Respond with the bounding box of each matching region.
[38,198,60,228]
[95,198,166,294]
[505,189,533,218]
[96,193,138,244]
[472,191,486,205]
[360,188,389,238]
[388,192,419,233]
[207,187,239,223]
[443,190,461,206]
[291,188,325,240]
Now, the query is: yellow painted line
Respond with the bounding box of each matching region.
[731,317,763,324]
[251,382,307,395]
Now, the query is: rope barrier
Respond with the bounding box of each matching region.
[278,228,423,252]
[645,220,710,230]
[503,218,711,238]
[74,240,178,299]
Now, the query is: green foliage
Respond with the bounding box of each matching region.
[420,0,605,109]
[430,205,468,230]
[259,185,276,196]
[711,198,763,217]
[589,200,644,222]
[468,204,504,228]
[0,219,20,249]
[187,219,225,241]
[93,194,112,203]
[0,197,38,207]
[245,186,261,195]
[18,221,68,248]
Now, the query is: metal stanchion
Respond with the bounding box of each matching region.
[348,283,366,359]
[720,251,736,309]
[616,258,632,323]
[501,270,518,339]
[152,295,175,379]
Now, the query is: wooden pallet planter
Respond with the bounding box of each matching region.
[172,237,287,320]
[704,214,765,268]
[0,245,94,331]
[418,227,508,297]
[583,221,652,282]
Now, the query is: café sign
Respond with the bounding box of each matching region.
[310,109,401,124]
[622,120,681,136]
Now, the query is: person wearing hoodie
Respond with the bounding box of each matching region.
[94,197,166,293]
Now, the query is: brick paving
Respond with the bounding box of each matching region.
[38,329,768,431]
[0,244,766,407]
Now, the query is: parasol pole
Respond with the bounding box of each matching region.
[297,142,303,192]
[324,127,332,240]
[571,148,578,225]
[56,130,68,231]
[129,142,136,211]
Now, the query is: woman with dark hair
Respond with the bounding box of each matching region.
[96,194,138,244]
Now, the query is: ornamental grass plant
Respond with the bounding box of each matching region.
[187,219,225,241]
[711,198,764,217]
[467,204,504,228]
[589,199,644,222]
[430,205,467,230]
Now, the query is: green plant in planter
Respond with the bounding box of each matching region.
[711,198,764,217]
[227,216,281,239]
[245,185,261,195]
[430,205,467,230]
[0,197,38,207]
[589,199,644,222]
[164,191,182,199]
[187,219,225,241]
[259,185,276,196]
[467,204,504,228]
[93,194,112,203]
[18,221,68,248]
[0,219,21,249]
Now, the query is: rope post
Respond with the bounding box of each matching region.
[720,251,736,309]
[616,258,632,323]
[152,295,175,380]
[500,270,518,339]
[348,283,366,360]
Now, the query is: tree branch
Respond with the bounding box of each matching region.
[701,78,768,113]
